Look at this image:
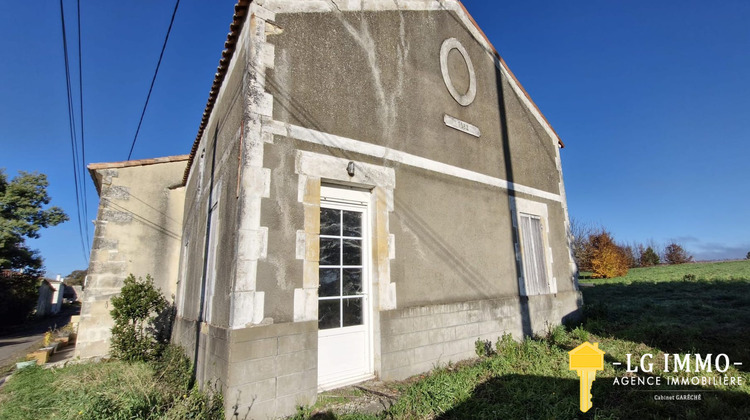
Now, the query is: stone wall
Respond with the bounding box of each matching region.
[76,157,187,359]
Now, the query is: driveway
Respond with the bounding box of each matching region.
[0,305,80,372]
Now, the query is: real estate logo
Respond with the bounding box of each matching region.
[569,342,605,413]
[568,342,746,411]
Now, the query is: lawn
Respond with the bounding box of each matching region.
[307,260,750,419]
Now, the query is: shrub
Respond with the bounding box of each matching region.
[640,246,660,267]
[110,274,169,362]
[664,242,693,265]
[589,232,629,278]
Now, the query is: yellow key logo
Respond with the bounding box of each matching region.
[569,342,605,413]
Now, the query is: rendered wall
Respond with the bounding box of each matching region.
[262,5,579,327]
[76,160,186,359]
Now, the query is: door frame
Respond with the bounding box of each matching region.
[317,185,375,390]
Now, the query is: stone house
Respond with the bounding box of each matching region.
[79,1,581,418]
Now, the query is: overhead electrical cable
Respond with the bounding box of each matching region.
[126,0,181,160]
[59,0,89,262]
[76,0,90,250]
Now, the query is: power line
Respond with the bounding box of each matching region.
[127,0,181,160]
[59,0,89,263]
[76,0,90,250]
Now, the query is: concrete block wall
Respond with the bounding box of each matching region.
[225,321,317,419]
[196,323,230,390]
[379,290,581,380]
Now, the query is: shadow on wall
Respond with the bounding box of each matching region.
[495,52,533,338]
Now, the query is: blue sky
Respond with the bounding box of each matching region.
[1,1,748,277]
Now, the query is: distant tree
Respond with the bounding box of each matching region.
[620,244,637,268]
[0,169,68,275]
[569,218,597,271]
[664,242,693,265]
[746,251,750,260]
[640,246,660,267]
[589,231,630,279]
[65,268,88,286]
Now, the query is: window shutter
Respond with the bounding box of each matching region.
[520,213,549,295]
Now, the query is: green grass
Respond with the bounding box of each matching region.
[0,346,223,420]
[583,259,750,284]
[305,260,750,419]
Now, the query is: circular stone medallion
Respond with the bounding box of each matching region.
[440,37,476,106]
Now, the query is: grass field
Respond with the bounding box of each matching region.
[308,260,750,419]
[583,259,750,284]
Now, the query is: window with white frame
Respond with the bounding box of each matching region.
[513,197,556,296]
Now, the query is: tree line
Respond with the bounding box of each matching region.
[570,219,693,279]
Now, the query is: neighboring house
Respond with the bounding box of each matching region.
[36,279,54,317]
[35,277,64,317]
[75,156,187,358]
[49,276,64,315]
[80,1,581,418]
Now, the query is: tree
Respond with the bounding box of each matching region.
[569,218,597,271]
[640,246,660,267]
[0,169,68,274]
[65,268,88,286]
[746,251,750,260]
[589,231,630,279]
[664,242,693,265]
[620,244,637,268]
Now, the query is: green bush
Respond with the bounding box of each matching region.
[110,274,169,362]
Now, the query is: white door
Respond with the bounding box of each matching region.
[317,186,373,390]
